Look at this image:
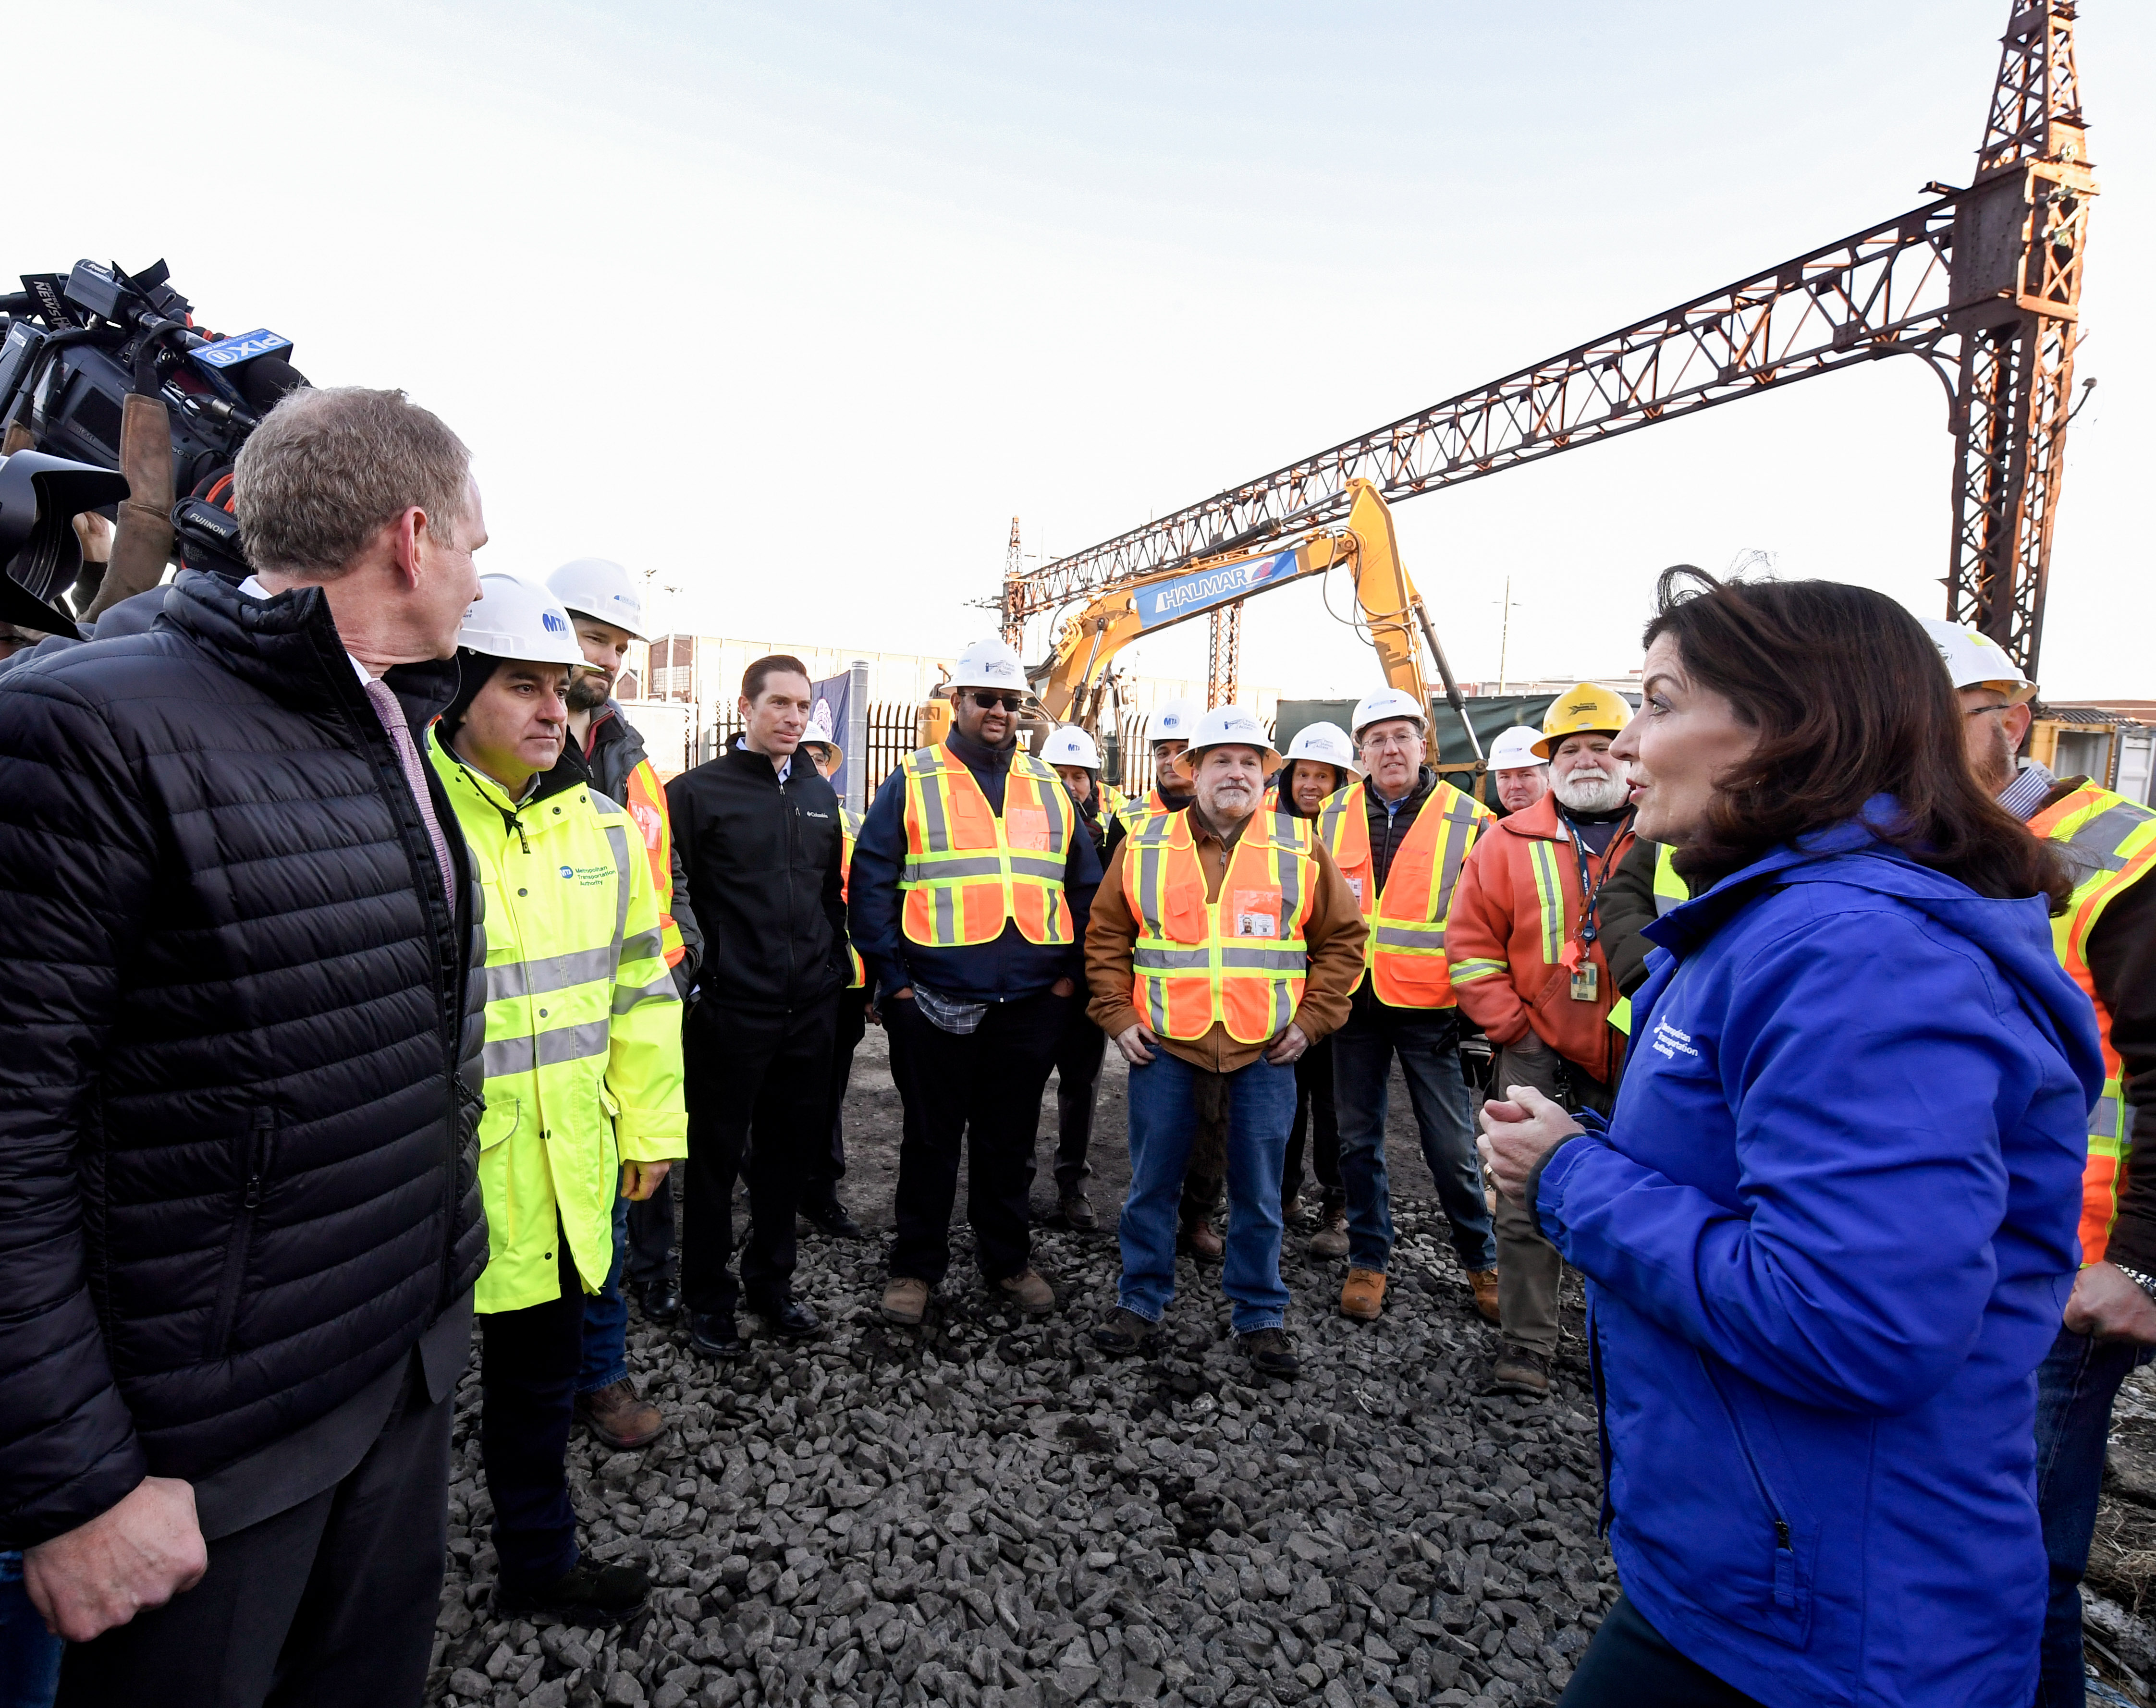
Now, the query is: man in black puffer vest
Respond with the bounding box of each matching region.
[0,387,490,1708]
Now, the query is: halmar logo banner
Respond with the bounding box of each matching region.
[1132,549,1300,630]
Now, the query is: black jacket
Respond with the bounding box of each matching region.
[667,739,847,1011]
[1364,766,1439,895]
[0,572,487,1550]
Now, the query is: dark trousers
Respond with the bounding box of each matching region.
[1333,994,1494,1273]
[480,1244,585,1594]
[1558,1594,1764,1706]
[1280,1034,1340,1208]
[622,1174,675,1286]
[806,986,870,1202]
[2034,1325,2154,1707]
[681,997,836,1318]
[58,1362,451,1708]
[886,989,1062,1285]
[1045,991,1106,1196]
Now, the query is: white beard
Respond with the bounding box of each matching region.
[1552,766,1631,813]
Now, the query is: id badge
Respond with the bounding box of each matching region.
[1568,961,1599,1002]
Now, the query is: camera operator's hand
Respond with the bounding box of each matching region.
[72,511,113,565]
[24,1476,207,1641]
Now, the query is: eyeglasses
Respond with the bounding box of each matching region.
[1362,731,1422,751]
[969,691,1025,712]
[1963,702,2013,720]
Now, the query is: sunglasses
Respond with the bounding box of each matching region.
[969,691,1025,712]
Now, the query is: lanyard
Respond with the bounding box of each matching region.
[1560,814,1630,950]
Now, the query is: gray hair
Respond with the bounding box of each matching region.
[233,387,471,577]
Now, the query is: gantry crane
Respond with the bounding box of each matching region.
[1003,0,2095,707]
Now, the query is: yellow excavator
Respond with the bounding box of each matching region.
[925,477,1483,778]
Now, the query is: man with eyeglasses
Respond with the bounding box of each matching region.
[850,638,1103,1326]
[1923,621,2156,1705]
[1316,688,1496,1329]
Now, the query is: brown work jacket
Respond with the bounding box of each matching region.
[1086,805,1368,1074]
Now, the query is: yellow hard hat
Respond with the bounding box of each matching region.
[1532,682,1632,758]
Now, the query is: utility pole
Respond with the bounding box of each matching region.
[1494,574,1520,695]
[1207,604,1241,707]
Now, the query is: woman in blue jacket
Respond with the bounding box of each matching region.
[1480,570,2102,1708]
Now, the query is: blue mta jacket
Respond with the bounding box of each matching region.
[1535,812,2100,1708]
[850,732,1101,1004]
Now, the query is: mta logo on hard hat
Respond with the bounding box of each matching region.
[1159,711,1188,731]
[543,611,570,634]
[560,866,574,879]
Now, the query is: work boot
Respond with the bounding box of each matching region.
[751,1296,821,1341]
[493,1559,649,1625]
[575,1378,663,1451]
[1061,1192,1097,1232]
[1307,1207,1349,1260]
[1238,1327,1301,1379]
[1339,1268,1387,1322]
[1468,1268,1502,1324]
[1178,1218,1224,1263]
[1491,1342,1553,1397]
[1092,1306,1159,1358]
[801,1196,864,1240]
[1281,1191,1304,1225]
[993,1267,1056,1318]
[882,1276,931,1327]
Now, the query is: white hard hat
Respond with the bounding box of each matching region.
[950,636,1029,693]
[1283,720,1360,775]
[1487,725,1548,772]
[1041,724,1101,769]
[546,557,648,641]
[802,708,843,769]
[1148,697,1203,745]
[1350,686,1427,740]
[457,573,587,668]
[1920,618,2036,704]
[1170,705,1279,779]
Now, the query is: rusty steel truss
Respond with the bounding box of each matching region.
[1006,0,2094,683]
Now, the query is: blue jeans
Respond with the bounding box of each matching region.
[1332,995,1495,1274]
[576,1190,631,1396]
[0,1551,61,1708]
[1119,1049,1294,1334]
[2034,1325,2154,1708]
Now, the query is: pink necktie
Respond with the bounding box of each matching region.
[364,677,457,912]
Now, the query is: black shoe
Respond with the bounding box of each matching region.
[752,1297,821,1340]
[688,1311,744,1358]
[633,1276,681,1324]
[493,1559,649,1624]
[800,1197,864,1239]
[1092,1307,1158,1358]
[1237,1326,1301,1379]
[1060,1193,1097,1232]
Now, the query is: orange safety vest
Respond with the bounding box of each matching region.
[2029,782,2156,1265]
[840,803,865,988]
[619,754,687,970]
[1317,778,1491,1008]
[898,743,1075,948]
[1123,808,1318,1044]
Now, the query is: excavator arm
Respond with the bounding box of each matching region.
[1031,479,1482,760]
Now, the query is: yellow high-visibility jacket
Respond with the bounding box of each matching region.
[429,731,687,1314]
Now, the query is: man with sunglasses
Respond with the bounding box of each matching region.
[850,639,1103,1326]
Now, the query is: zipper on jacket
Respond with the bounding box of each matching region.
[1700,1353,1801,1610]
[207,1108,274,1359]
[1587,1302,1614,1537]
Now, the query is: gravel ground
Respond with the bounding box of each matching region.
[427,1029,1617,1708]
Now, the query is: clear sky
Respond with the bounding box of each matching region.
[16,0,2152,698]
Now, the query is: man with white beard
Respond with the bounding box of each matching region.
[1446,683,1639,1395]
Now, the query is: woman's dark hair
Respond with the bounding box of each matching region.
[1644,567,2068,909]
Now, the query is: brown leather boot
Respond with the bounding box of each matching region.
[576,1378,663,1451]
[1178,1218,1225,1262]
[1468,1267,1502,1324]
[1340,1268,1387,1322]
[1307,1207,1349,1260]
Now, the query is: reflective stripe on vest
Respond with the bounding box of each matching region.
[1115,788,1175,838]
[2030,783,2156,1265]
[899,743,1075,948]
[1317,780,1490,1008]
[620,755,686,969]
[1652,843,1687,915]
[840,802,866,988]
[1125,809,1316,1043]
